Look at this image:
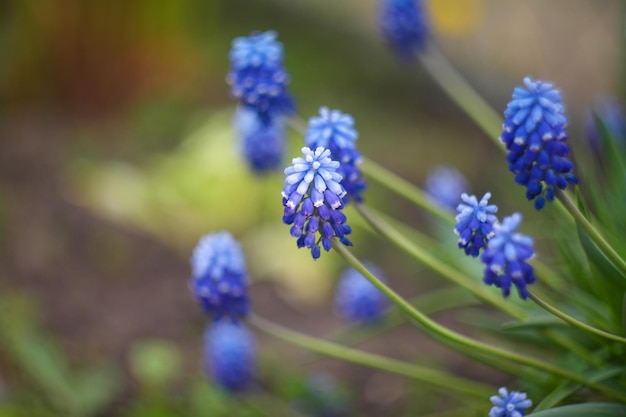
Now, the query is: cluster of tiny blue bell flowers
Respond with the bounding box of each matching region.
[227,31,295,124]
[234,106,285,174]
[488,387,532,417]
[305,107,366,203]
[379,0,429,58]
[190,232,250,319]
[282,147,353,259]
[203,320,257,392]
[481,214,536,299]
[500,77,578,210]
[454,193,498,257]
[334,265,388,324]
[190,232,257,392]
[425,165,468,211]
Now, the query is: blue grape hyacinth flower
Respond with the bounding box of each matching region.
[454,192,498,257]
[305,107,366,202]
[585,96,626,157]
[334,265,388,324]
[227,31,295,123]
[482,214,536,299]
[425,165,468,210]
[229,30,283,69]
[234,106,285,174]
[190,232,249,319]
[282,147,353,259]
[380,0,429,58]
[500,77,578,210]
[489,387,532,417]
[204,320,256,392]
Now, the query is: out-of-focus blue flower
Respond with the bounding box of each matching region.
[488,387,532,417]
[379,0,429,58]
[227,31,295,123]
[234,106,285,174]
[425,165,468,210]
[190,232,249,319]
[204,320,256,392]
[334,265,388,324]
[454,192,498,257]
[282,147,353,259]
[500,77,578,210]
[305,107,366,203]
[585,96,626,156]
[481,214,536,299]
[230,31,283,69]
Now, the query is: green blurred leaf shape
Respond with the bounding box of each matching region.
[530,402,626,417]
[128,339,182,389]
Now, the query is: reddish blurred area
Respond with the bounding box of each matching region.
[0,1,216,121]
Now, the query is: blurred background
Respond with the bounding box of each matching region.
[0,0,624,416]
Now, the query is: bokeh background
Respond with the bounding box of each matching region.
[0,1,624,416]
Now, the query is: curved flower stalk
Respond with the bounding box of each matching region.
[481,214,536,299]
[227,31,295,123]
[203,320,256,392]
[379,0,429,58]
[233,106,285,174]
[454,192,498,257]
[189,232,249,319]
[282,147,353,259]
[334,264,388,324]
[425,165,468,211]
[489,387,532,417]
[500,77,578,210]
[305,107,366,203]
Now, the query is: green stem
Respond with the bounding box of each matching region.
[557,189,626,282]
[418,46,503,148]
[331,241,626,402]
[355,203,528,320]
[529,291,626,344]
[248,314,495,400]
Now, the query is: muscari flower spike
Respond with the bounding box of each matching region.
[234,106,285,174]
[425,165,468,211]
[585,96,626,156]
[334,264,388,324]
[204,320,256,392]
[305,107,366,203]
[489,387,532,417]
[189,232,249,319]
[379,0,429,58]
[282,147,353,260]
[454,192,498,257]
[481,214,536,299]
[227,31,295,123]
[500,77,578,210]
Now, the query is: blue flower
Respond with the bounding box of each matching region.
[204,320,256,392]
[189,232,249,319]
[454,193,498,257]
[380,0,429,58]
[481,214,536,299]
[500,77,578,210]
[425,165,468,210]
[305,107,366,202]
[227,31,295,123]
[234,106,285,174]
[489,387,532,417]
[229,31,283,69]
[334,265,388,324]
[282,147,353,259]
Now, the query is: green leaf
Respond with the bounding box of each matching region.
[530,402,626,417]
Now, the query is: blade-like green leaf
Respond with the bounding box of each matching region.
[530,402,626,417]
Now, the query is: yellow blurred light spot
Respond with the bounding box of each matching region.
[429,0,484,36]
